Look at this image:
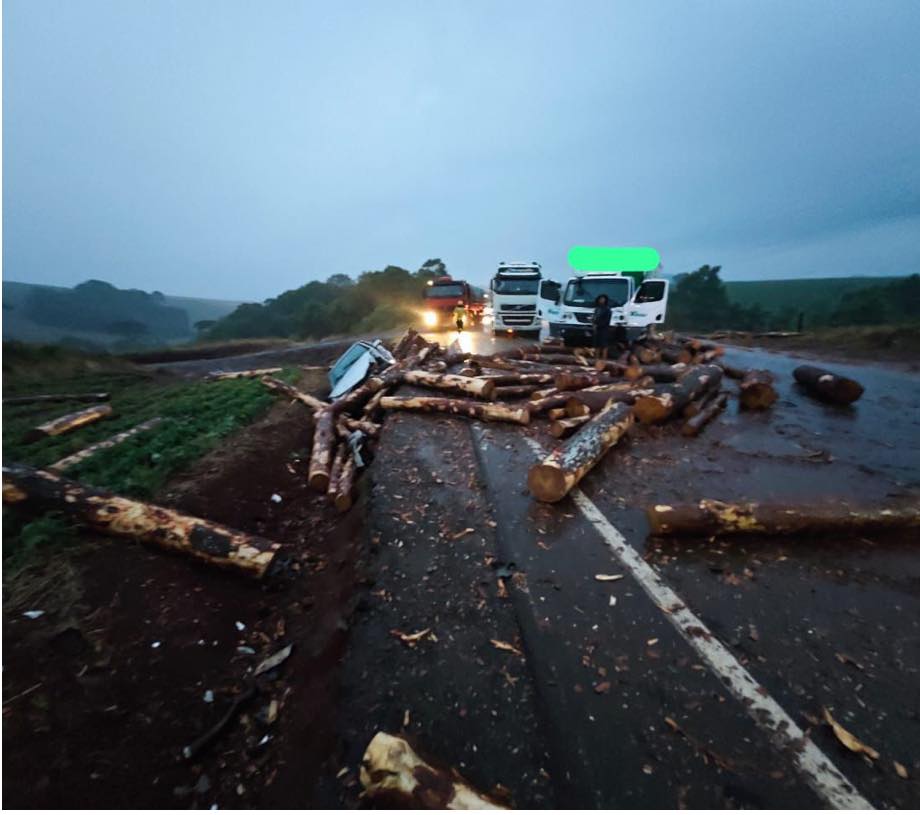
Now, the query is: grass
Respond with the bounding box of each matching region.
[123,337,293,364]
[724,277,901,316]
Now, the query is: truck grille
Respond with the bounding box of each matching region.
[500,316,535,326]
[499,304,536,312]
[574,313,593,324]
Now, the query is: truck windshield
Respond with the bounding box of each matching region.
[564,278,630,307]
[492,277,539,295]
[425,284,464,298]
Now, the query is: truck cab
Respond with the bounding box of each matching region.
[538,270,669,345]
[487,261,542,335]
[422,276,484,329]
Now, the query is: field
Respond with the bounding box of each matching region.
[723,276,900,315]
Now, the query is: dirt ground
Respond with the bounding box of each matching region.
[2,380,364,808]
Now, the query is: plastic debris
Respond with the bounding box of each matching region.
[254,644,293,677]
[22,610,45,619]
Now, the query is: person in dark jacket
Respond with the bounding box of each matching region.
[592,294,612,361]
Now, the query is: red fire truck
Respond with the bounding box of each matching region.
[420,276,485,329]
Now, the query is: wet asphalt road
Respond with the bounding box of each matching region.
[372,329,920,808]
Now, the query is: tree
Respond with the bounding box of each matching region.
[326,273,354,287]
[194,319,217,333]
[668,265,732,330]
[417,258,447,279]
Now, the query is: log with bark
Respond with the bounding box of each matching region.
[592,360,628,375]
[634,345,661,365]
[528,402,634,503]
[335,454,357,512]
[717,362,747,380]
[308,408,338,492]
[522,352,591,366]
[549,414,592,438]
[547,407,568,420]
[738,369,778,410]
[361,389,387,419]
[647,498,920,538]
[682,387,719,419]
[3,392,110,406]
[681,393,728,437]
[261,376,329,411]
[632,365,723,424]
[340,417,381,437]
[564,378,655,417]
[479,372,555,387]
[326,444,347,502]
[659,345,693,365]
[625,364,686,383]
[380,396,530,425]
[208,368,282,380]
[391,328,421,360]
[2,464,279,577]
[26,404,114,443]
[554,371,614,391]
[793,365,864,405]
[401,370,496,400]
[48,417,163,473]
[492,384,541,400]
[527,390,574,414]
[360,732,506,809]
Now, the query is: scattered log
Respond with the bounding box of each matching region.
[631,364,687,383]
[527,390,574,414]
[2,464,279,577]
[564,378,655,417]
[492,384,541,400]
[402,370,496,400]
[632,365,723,424]
[458,366,479,377]
[261,376,328,411]
[659,345,693,365]
[340,417,381,437]
[391,328,421,360]
[793,365,864,405]
[362,388,387,419]
[738,369,778,410]
[718,362,747,380]
[681,393,728,437]
[427,360,448,373]
[208,368,282,380]
[380,396,530,425]
[48,417,163,473]
[682,388,719,419]
[554,371,614,391]
[634,345,661,365]
[547,407,568,420]
[528,402,634,503]
[647,498,920,538]
[479,373,555,386]
[522,353,590,367]
[3,392,110,406]
[308,408,338,492]
[550,414,592,438]
[592,360,628,375]
[335,454,357,512]
[360,732,506,809]
[26,404,113,442]
[693,348,724,364]
[326,444,347,502]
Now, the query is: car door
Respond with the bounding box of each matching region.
[628,279,669,326]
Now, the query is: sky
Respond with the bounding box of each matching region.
[4,0,919,301]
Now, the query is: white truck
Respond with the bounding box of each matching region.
[485,262,542,335]
[537,270,669,346]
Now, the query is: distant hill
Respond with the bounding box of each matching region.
[724,277,901,314]
[2,280,242,351]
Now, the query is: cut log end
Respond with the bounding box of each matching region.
[527,464,569,504]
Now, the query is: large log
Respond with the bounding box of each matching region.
[682,387,719,419]
[626,364,686,383]
[528,402,634,503]
[659,345,693,365]
[308,408,338,492]
[335,454,357,512]
[3,392,110,406]
[402,370,496,400]
[549,414,591,438]
[479,373,555,387]
[26,404,113,442]
[492,384,541,400]
[738,369,778,410]
[360,732,506,809]
[48,418,163,473]
[634,345,661,365]
[340,417,381,437]
[554,371,614,391]
[717,362,747,380]
[379,396,530,425]
[261,376,328,411]
[527,390,574,414]
[647,498,920,538]
[632,365,723,424]
[522,352,591,366]
[2,464,279,577]
[793,365,864,405]
[208,367,282,380]
[564,378,655,417]
[326,444,347,503]
[681,393,728,436]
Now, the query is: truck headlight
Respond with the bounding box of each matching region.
[422,311,438,328]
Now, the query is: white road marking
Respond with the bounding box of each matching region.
[521,437,872,810]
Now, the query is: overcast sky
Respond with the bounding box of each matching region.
[4,0,919,301]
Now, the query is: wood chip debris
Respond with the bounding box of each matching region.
[595,574,624,582]
[822,707,879,760]
[490,638,522,656]
[391,628,433,647]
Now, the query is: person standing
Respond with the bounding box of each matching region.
[592,294,612,361]
[453,300,467,332]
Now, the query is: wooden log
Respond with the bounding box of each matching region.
[693,348,724,363]
[335,454,357,512]
[402,370,496,400]
[527,390,574,414]
[632,365,723,424]
[360,732,506,809]
[554,371,614,391]
[681,393,728,437]
[718,362,747,380]
[261,376,328,411]
[634,345,661,365]
[592,360,628,375]
[479,373,555,387]
[379,396,530,425]
[528,402,633,502]
[326,444,347,502]
[547,407,567,420]
[336,365,405,415]
[659,345,693,365]
[564,378,655,417]
[427,360,448,373]
[793,365,864,405]
[647,498,920,538]
[391,328,421,360]
[48,417,163,473]
[340,417,381,437]
[208,367,282,380]
[458,366,479,377]
[549,414,592,438]
[362,388,386,419]
[492,384,541,400]
[308,408,337,492]
[522,352,591,366]
[27,404,113,442]
[2,464,278,577]
[3,392,110,406]
[682,387,719,419]
[738,369,778,410]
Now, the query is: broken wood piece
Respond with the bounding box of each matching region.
[2,464,280,577]
[738,369,778,410]
[208,367,282,380]
[26,404,113,442]
[549,414,592,438]
[47,417,163,473]
[379,396,530,425]
[793,365,864,405]
[3,392,110,406]
[681,393,728,436]
[261,376,328,411]
[646,498,920,538]
[360,732,506,809]
[528,402,634,503]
